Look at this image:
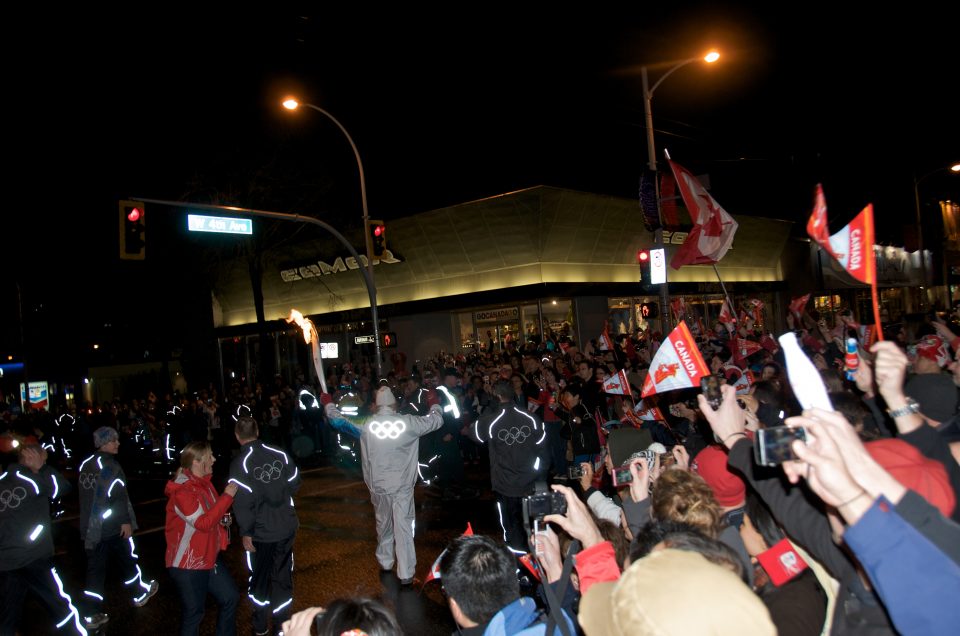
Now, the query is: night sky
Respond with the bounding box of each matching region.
[4,5,958,369]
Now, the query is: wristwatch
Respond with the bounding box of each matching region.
[887,398,920,418]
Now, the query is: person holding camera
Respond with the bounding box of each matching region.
[471,381,551,554]
[165,441,239,635]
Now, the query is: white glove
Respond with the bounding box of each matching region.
[429,404,444,416]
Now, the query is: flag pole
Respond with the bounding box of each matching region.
[870,281,885,341]
[712,264,738,326]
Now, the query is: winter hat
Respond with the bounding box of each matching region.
[904,373,959,424]
[915,335,950,368]
[374,386,397,409]
[865,438,955,517]
[93,426,119,448]
[579,549,775,636]
[692,445,746,508]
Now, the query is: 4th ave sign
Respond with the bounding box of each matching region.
[187,214,253,235]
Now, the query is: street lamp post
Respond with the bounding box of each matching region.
[282,99,383,377]
[641,51,719,332]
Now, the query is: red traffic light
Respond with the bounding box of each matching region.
[374,225,384,237]
[637,250,649,262]
[127,207,142,222]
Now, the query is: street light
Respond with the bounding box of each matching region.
[641,51,719,331]
[282,98,383,377]
[914,162,960,309]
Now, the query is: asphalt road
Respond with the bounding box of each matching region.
[20,457,502,635]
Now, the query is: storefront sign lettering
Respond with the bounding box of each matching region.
[281,250,402,282]
[475,308,519,322]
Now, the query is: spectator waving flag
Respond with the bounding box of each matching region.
[641,322,710,397]
[667,155,739,270]
[598,323,614,352]
[719,299,737,332]
[633,399,665,421]
[789,293,811,319]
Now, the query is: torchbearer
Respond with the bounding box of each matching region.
[324,386,444,584]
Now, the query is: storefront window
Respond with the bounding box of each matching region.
[542,300,572,342]
[521,304,541,344]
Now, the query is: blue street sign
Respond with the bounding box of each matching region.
[187,214,253,235]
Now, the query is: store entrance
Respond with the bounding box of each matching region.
[473,307,521,354]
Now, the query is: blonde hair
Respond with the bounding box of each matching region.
[651,469,723,538]
[180,441,212,470]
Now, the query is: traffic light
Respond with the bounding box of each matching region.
[381,331,398,348]
[367,219,386,257]
[119,200,146,260]
[639,302,660,319]
[637,249,650,282]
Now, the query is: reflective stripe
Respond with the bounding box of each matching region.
[129,537,139,559]
[242,446,254,474]
[496,501,508,544]
[84,591,104,601]
[262,443,290,464]
[245,551,253,572]
[52,568,87,635]
[536,429,547,445]
[437,386,460,418]
[101,509,112,520]
[51,474,60,499]
[248,594,270,607]
[272,598,293,614]
[287,466,299,482]
[78,455,95,472]
[16,471,40,495]
[0,472,6,480]
[29,524,44,541]
[513,407,538,429]
[229,478,253,493]
[533,456,541,471]
[107,478,125,498]
[488,410,506,439]
[290,496,295,507]
[96,457,103,471]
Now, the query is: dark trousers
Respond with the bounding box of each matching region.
[495,492,528,554]
[1,559,85,635]
[81,535,151,614]
[168,559,238,636]
[246,534,295,633]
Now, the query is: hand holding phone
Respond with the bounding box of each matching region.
[754,425,807,466]
[700,375,723,411]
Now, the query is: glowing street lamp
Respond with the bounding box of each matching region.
[282,97,383,377]
[641,50,720,329]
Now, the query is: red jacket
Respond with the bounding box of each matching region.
[574,541,621,595]
[164,471,234,570]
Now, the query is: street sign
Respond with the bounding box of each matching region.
[187,214,253,235]
[650,248,666,284]
[354,335,376,344]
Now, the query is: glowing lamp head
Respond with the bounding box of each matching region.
[637,250,649,262]
[127,207,142,222]
[374,225,383,237]
[282,98,299,110]
[951,163,960,172]
[704,51,720,63]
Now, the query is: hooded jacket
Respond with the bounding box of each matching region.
[164,470,234,570]
[0,463,70,571]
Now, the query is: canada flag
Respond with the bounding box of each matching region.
[602,369,631,395]
[667,156,739,270]
[641,322,710,397]
[807,184,876,285]
[633,399,665,421]
[789,294,811,318]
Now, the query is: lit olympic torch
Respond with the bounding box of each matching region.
[286,309,328,394]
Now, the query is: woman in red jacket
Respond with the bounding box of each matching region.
[165,441,238,635]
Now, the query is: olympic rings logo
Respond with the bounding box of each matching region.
[0,487,28,511]
[368,419,406,440]
[79,473,98,490]
[497,426,531,446]
[253,461,283,483]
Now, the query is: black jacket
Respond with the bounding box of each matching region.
[0,463,71,571]
[78,451,136,546]
[472,404,549,497]
[228,440,302,542]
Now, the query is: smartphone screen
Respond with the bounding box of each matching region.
[700,375,723,410]
[755,426,807,466]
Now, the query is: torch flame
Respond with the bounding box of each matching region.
[286,309,314,344]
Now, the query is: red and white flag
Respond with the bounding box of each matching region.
[789,294,811,318]
[633,399,665,421]
[602,369,631,395]
[745,298,764,323]
[598,323,614,352]
[760,333,779,354]
[806,184,876,285]
[641,322,710,398]
[719,299,737,332]
[671,297,688,321]
[735,338,762,358]
[667,157,739,269]
[423,523,473,585]
[732,369,755,395]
